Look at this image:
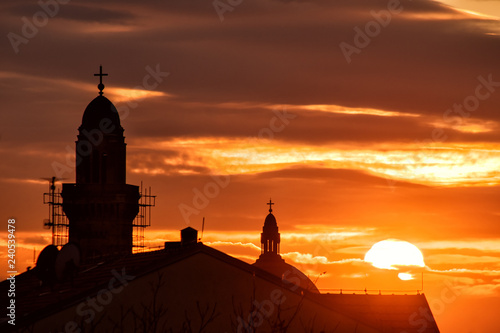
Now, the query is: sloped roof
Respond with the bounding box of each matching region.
[311,293,440,333]
[0,243,439,333]
[1,243,299,331]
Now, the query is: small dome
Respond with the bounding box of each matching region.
[264,213,278,230]
[80,95,122,134]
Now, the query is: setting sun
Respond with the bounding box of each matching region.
[364,239,425,271]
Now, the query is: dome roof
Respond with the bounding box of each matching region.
[80,95,122,134]
[263,213,278,231]
[253,257,319,293]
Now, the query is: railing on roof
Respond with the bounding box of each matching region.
[318,289,423,295]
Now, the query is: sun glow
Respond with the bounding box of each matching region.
[364,239,425,271]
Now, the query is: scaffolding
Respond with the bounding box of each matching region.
[43,177,69,247]
[133,183,155,253]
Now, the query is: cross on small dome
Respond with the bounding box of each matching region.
[94,65,108,95]
[267,198,274,213]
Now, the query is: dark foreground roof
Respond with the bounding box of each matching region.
[314,293,440,333]
[1,244,207,331]
[1,243,439,333]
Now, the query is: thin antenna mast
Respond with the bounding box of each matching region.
[42,177,68,247]
[200,217,205,241]
[132,182,155,252]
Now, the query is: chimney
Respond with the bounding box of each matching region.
[181,227,198,246]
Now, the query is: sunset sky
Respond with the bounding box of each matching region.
[1,0,500,332]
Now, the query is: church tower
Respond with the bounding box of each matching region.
[62,67,140,262]
[259,199,282,259]
[254,200,319,293]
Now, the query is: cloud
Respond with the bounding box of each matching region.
[6,3,136,23]
[0,232,51,248]
[282,252,330,265]
[418,240,500,252]
[127,137,500,186]
[426,254,500,265]
[461,283,500,296]
[204,241,261,252]
[429,268,500,276]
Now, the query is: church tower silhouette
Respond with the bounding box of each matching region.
[259,199,282,259]
[62,67,140,262]
[254,199,320,293]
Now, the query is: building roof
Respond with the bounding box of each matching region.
[312,293,440,333]
[1,243,300,331]
[1,243,439,333]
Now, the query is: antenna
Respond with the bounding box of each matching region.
[42,177,69,247]
[313,271,327,284]
[132,182,156,253]
[199,217,205,241]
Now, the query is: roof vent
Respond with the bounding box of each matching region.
[181,227,198,246]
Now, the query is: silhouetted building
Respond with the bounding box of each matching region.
[0,232,440,333]
[61,67,140,262]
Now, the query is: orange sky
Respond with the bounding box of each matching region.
[1,1,500,332]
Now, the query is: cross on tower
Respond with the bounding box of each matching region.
[94,65,108,96]
[267,198,274,213]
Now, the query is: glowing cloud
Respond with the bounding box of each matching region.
[107,87,169,103]
[398,272,414,281]
[295,104,420,118]
[130,138,500,187]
